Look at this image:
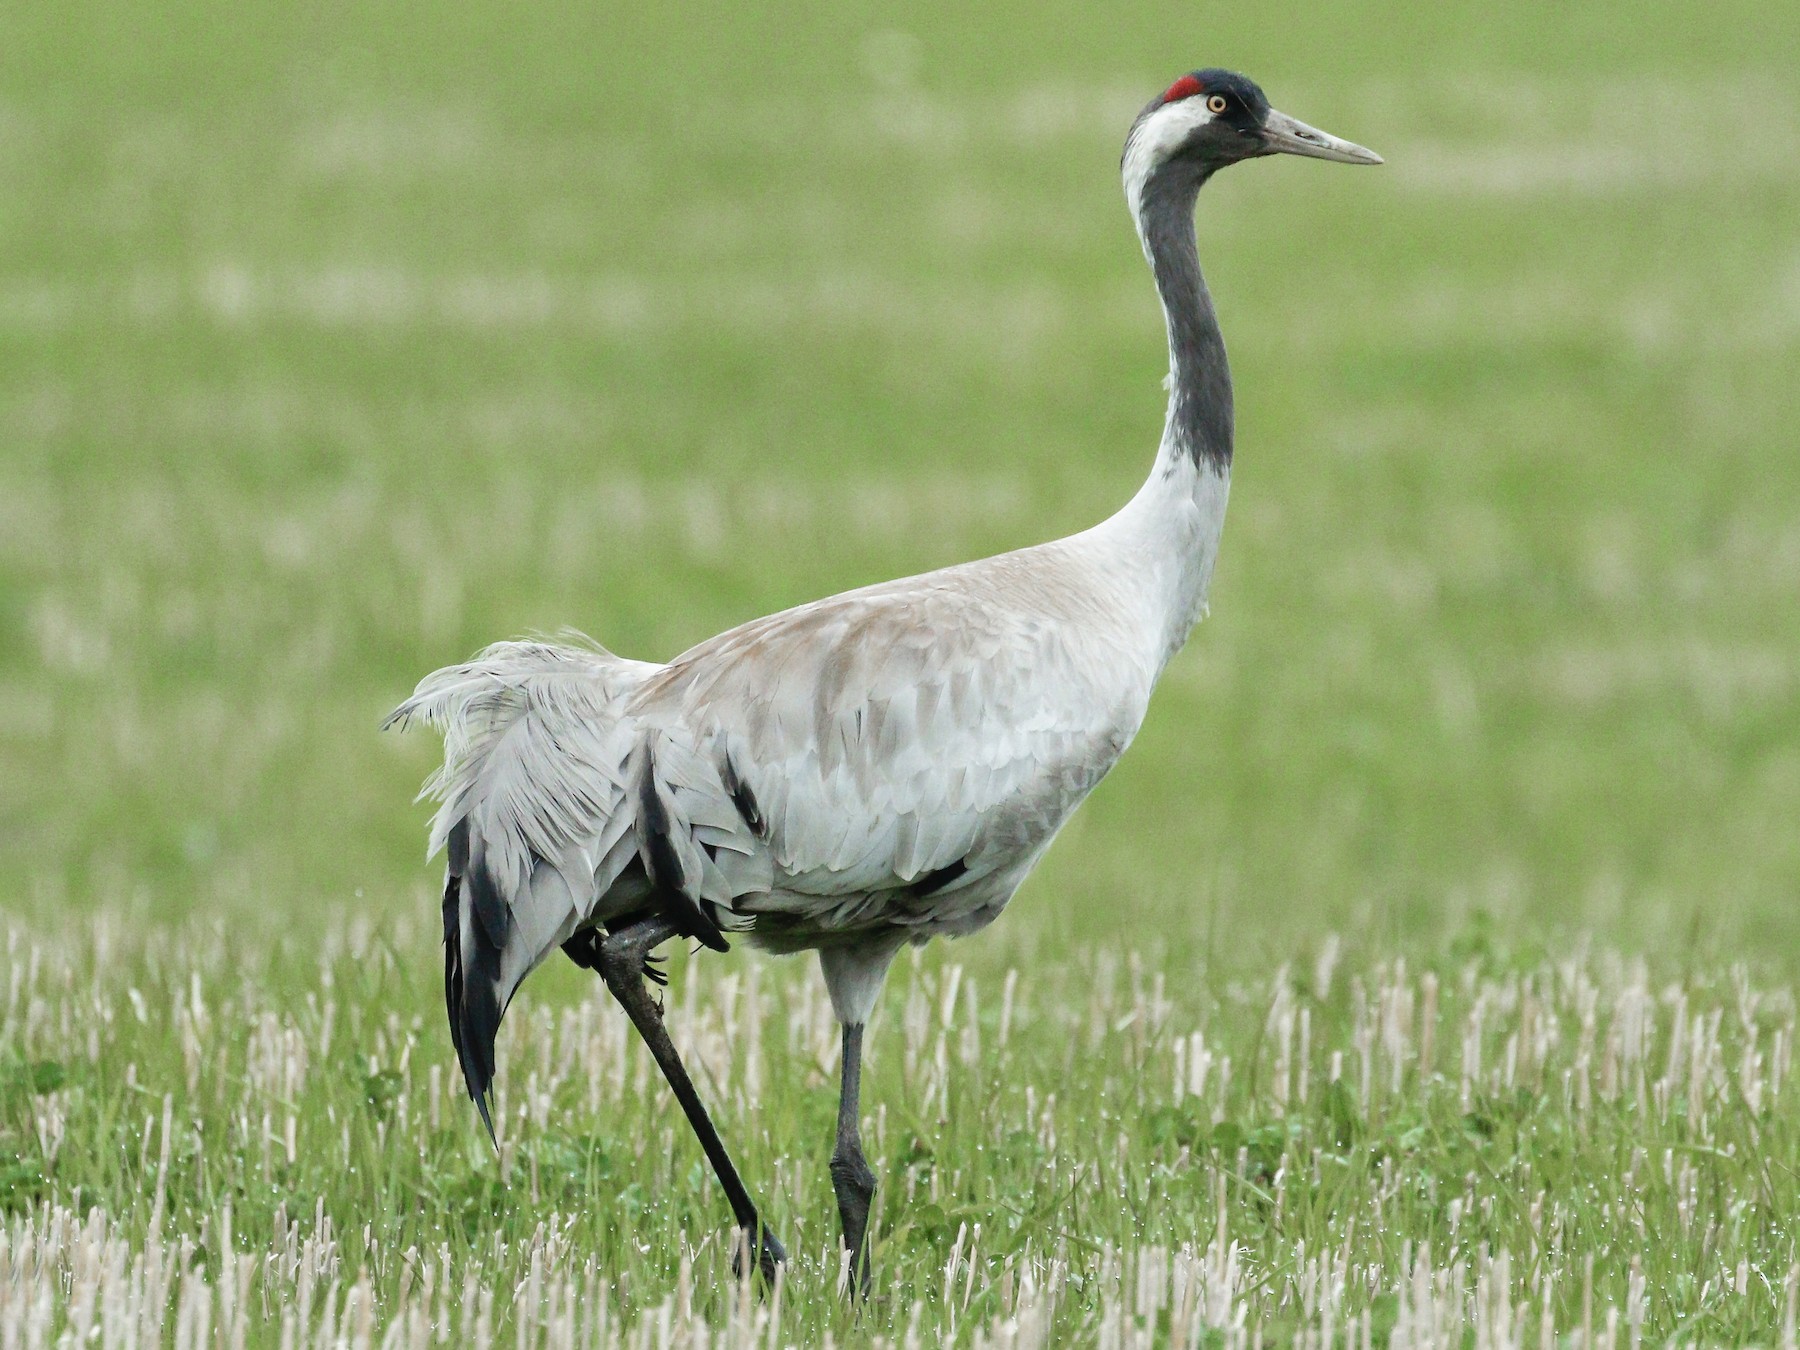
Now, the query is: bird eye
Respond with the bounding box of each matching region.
[1206,94,1229,114]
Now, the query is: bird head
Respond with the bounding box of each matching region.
[1123,69,1381,203]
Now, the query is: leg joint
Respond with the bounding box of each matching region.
[595,939,643,987]
[595,913,680,990]
[830,1149,877,1199]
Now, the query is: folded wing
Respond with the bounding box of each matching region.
[632,565,1142,938]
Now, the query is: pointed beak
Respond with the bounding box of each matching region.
[1259,108,1383,165]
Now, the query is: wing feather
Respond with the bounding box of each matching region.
[629,552,1153,929]
[385,637,655,1123]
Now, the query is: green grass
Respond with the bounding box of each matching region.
[3,918,1799,1343]
[2,0,1798,1342]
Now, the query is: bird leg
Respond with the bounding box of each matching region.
[563,928,667,987]
[830,1021,878,1296]
[591,913,786,1285]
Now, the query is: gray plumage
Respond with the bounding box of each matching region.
[387,544,1157,1100]
[387,66,1378,1280]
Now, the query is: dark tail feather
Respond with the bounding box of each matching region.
[443,822,501,1149]
[637,741,730,953]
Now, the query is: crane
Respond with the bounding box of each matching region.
[386,68,1379,1290]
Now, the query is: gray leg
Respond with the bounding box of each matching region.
[584,914,786,1283]
[830,1021,877,1294]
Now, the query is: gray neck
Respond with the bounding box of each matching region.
[1136,163,1232,472]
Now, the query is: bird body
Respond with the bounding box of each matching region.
[388,66,1378,1286]
[389,460,1219,1037]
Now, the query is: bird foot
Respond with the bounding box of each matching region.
[564,928,668,993]
[730,1225,787,1287]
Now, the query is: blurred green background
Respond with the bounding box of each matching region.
[3,1,1797,969]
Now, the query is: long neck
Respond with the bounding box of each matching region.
[1083,161,1234,672]
[1136,165,1232,473]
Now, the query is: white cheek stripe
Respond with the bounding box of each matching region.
[1121,101,1217,233]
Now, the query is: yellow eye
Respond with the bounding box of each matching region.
[1206,94,1228,114]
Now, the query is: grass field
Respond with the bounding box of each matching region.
[3,0,1799,1342]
